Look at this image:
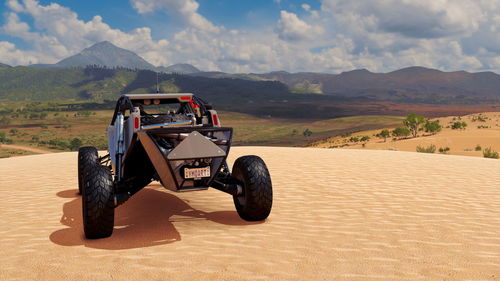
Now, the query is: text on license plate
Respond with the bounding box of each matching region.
[184,166,211,179]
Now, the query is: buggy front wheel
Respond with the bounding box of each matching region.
[78,146,98,195]
[232,155,273,221]
[82,164,115,239]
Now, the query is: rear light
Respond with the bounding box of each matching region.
[179,96,191,102]
[134,117,140,129]
[212,114,219,126]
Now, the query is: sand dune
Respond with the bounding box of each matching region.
[313,112,500,158]
[0,147,499,281]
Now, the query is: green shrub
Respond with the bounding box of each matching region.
[360,135,370,142]
[438,147,450,154]
[424,120,442,134]
[303,128,312,137]
[392,127,411,138]
[69,138,83,151]
[483,148,499,159]
[416,144,436,153]
[451,121,467,130]
[377,129,391,142]
[475,145,482,151]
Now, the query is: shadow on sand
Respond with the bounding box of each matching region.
[50,186,260,250]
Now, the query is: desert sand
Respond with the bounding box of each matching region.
[0,147,499,281]
[313,112,500,158]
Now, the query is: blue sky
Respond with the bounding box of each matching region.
[0,0,499,73]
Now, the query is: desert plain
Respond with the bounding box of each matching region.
[0,146,499,281]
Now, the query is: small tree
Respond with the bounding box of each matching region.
[392,127,411,138]
[378,129,390,142]
[303,128,312,137]
[424,120,442,135]
[69,138,83,151]
[403,113,426,138]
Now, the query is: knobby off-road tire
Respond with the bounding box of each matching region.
[78,146,98,195]
[82,164,115,239]
[232,155,273,221]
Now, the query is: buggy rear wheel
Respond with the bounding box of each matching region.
[78,146,98,195]
[232,155,273,221]
[82,164,115,239]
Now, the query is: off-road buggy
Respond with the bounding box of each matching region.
[78,93,272,239]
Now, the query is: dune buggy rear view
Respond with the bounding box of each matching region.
[78,93,272,239]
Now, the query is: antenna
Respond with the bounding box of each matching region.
[156,71,160,93]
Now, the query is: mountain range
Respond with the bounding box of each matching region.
[30,41,200,74]
[0,41,499,106]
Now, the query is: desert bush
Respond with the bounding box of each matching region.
[9,128,18,136]
[46,139,69,150]
[69,138,83,151]
[0,132,12,143]
[360,135,370,142]
[424,120,442,134]
[471,115,487,122]
[349,136,359,143]
[451,121,467,130]
[40,124,48,129]
[416,144,436,153]
[483,148,499,159]
[392,127,411,138]
[377,129,391,142]
[438,147,450,154]
[303,128,312,137]
[475,145,482,151]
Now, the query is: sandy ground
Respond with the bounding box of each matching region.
[314,112,500,157]
[0,147,499,281]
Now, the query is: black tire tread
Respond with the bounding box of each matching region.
[82,164,114,239]
[78,146,98,195]
[232,155,273,221]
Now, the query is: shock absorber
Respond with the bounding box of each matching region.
[115,112,125,181]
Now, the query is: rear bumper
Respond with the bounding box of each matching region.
[137,127,233,192]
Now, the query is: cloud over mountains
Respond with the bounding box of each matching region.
[0,0,499,73]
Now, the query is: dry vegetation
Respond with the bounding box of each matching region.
[311,112,500,158]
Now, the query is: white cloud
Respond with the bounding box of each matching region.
[1,0,171,65]
[0,40,46,65]
[130,0,219,32]
[276,11,323,41]
[1,0,500,74]
[321,0,483,39]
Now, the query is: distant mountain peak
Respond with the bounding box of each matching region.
[158,63,200,74]
[54,41,156,70]
[341,68,372,75]
[390,66,442,74]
